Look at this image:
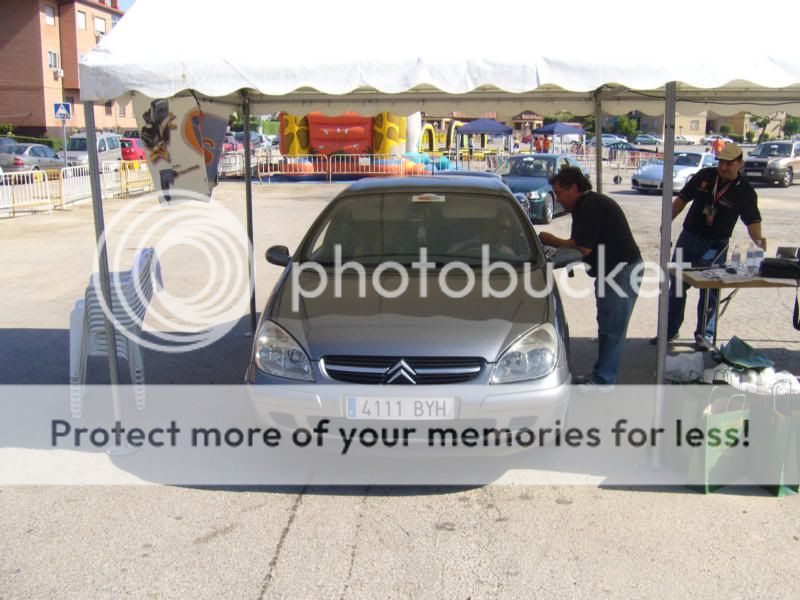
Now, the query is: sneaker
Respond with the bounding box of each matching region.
[578,381,616,395]
[649,333,679,345]
[694,334,713,351]
[573,372,594,384]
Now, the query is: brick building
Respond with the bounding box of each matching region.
[0,0,136,138]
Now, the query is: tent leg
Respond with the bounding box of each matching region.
[594,93,603,193]
[84,101,125,431]
[650,81,678,467]
[243,96,257,335]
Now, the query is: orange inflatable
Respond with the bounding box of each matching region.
[307,112,373,155]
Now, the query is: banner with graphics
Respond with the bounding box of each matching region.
[132,94,231,203]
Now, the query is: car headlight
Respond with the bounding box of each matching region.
[526,191,540,200]
[254,320,315,381]
[490,323,558,384]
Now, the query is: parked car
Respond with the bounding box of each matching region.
[0,143,63,172]
[434,169,531,216]
[586,134,628,147]
[247,176,577,444]
[234,131,264,149]
[0,137,16,150]
[631,152,717,194]
[673,135,695,145]
[120,137,147,161]
[122,129,141,139]
[494,153,589,223]
[701,134,733,145]
[634,134,663,145]
[743,141,800,187]
[222,134,238,152]
[61,132,122,166]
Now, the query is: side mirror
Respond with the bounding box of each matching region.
[266,245,290,266]
[549,246,584,270]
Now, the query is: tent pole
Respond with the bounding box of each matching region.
[594,93,603,193]
[650,81,678,466]
[84,101,123,422]
[243,95,257,335]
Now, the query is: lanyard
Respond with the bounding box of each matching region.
[712,176,733,205]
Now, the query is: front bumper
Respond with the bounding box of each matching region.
[743,164,787,182]
[246,363,572,450]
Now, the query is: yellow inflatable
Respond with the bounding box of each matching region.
[419,124,437,152]
[279,112,310,156]
[372,112,407,156]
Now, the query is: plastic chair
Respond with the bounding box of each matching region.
[69,248,163,418]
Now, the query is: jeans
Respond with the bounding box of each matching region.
[666,230,729,341]
[592,261,642,385]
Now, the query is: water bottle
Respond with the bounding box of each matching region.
[746,242,757,274]
[729,245,742,273]
[754,243,765,274]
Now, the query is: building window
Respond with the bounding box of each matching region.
[690,120,700,131]
[118,103,126,117]
[44,5,55,26]
[47,51,59,69]
[111,14,120,27]
[105,101,113,116]
[77,11,86,30]
[94,16,106,35]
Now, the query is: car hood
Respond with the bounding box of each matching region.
[636,163,697,180]
[269,269,551,362]
[501,176,550,195]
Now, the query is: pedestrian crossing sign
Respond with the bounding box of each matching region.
[54,103,72,120]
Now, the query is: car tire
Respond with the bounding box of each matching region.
[781,168,793,188]
[541,193,554,224]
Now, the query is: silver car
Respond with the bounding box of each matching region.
[743,141,800,187]
[0,143,62,172]
[246,176,577,446]
[631,152,717,194]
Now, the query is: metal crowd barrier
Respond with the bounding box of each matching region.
[120,160,154,195]
[1,160,155,218]
[0,170,53,217]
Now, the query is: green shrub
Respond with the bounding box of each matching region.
[729,134,743,143]
[745,131,755,143]
[0,123,14,136]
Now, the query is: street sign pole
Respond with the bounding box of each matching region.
[62,119,68,170]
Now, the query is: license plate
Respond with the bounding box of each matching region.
[346,396,455,420]
[745,171,760,176]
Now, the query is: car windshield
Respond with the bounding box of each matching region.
[674,153,702,166]
[120,140,132,148]
[67,138,88,151]
[495,156,555,178]
[300,192,537,266]
[2,145,28,155]
[750,143,791,158]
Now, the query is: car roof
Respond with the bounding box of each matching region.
[341,175,511,196]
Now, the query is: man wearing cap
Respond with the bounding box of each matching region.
[653,143,764,348]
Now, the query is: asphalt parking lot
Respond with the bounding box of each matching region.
[1,174,799,598]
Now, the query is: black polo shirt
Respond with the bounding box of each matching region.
[571,191,641,278]
[679,167,760,240]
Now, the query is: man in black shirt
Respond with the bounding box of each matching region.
[539,167,642,392]
[656,143,763,348]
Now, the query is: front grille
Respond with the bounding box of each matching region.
[322,355,485,384]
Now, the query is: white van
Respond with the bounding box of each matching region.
[61,132,122,167]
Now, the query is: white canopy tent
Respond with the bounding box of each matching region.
[79,0,800,451]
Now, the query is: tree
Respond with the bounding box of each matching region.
[784,115,800,138]
[749,114,774,144]
[610,115,638,140]
[719,124,732,136]
[0,123,13,136]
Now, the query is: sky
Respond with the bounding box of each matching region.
[119,0,135,10]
